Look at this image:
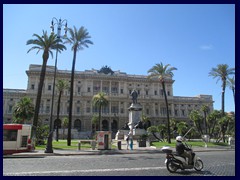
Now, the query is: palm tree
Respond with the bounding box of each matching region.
[55,79,69,141]
[148,63,177,143]
[227,76,235,105]
[209,64,235,116]
[13,96,35,124]
[26,30,66,140]
[92,92,109,131]
[64,26,93,146]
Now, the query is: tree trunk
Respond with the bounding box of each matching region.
[56,91,62,141]
[32,56,48,140]
[162,81,171,144]
[98,104,102,131]
[232,88,235,105]
[68,49,77,146]
[221,81,226,116]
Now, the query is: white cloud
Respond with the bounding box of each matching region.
[200,44,213,50]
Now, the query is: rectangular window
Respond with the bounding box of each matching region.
[31,84,35,90]
[46,106,50,113]
[3,130,17,141]
[21,136,28,147]
[121,89,123,94]
[137,90,140,95]
[146,90,148,95]
[154,90,157,95]
[86,107,90,113]
[121,108,124,114]
[175,110,178,116]
[182,110,185,116]
[88,87,91,92]
[8,105,13,113]
[77,107,80,114]
[48,85,51,91]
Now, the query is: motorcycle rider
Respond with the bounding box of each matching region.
[175,136,193,165]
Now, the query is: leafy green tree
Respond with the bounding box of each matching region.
[147,126,160,141]
[201,105,210,134]
[141,115,151,130]
[209,64,235,115]
[62,117,69,140]
[170,118,178,138]
[148,63,177,143]
[64,26,93,146]
[227,76,235,105]
[92,92,109,131]
[176,121,188,136]
[218,114,231,143]
[226,113,235,137]
[12,96,34,124]
[189,110,204,136]
[207,110,222,138]
[55,79,69,141]
[157,124,167,141]
[36,120,49,145]
[26,30,66,140]
[91,115,99,137]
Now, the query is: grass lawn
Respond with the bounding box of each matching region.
[35,139,228,150]
[36,139,117,150]
[36,140,92,150]
[152,140,229,148]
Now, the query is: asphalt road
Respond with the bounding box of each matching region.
[3,151,235,176]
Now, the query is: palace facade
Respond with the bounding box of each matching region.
[3,64,214,138]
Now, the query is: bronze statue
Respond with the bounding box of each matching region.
[131,89,138,104]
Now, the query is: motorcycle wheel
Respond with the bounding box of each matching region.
[194,159,203,171]
[166,160,178,173]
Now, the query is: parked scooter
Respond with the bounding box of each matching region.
[161,142,204,173]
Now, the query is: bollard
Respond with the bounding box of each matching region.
[91,141,96,150]
[78,141,81,150]
[117,140,121,150]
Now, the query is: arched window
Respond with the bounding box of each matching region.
[74,119,81,130]
[54,119,62,129]
[111,120,118,132]
[102,119,109,131]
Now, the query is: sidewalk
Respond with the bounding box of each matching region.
[4,140,235,158]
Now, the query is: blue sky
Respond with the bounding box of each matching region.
[3,4,235,112]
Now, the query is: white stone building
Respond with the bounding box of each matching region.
[3,64,214,139]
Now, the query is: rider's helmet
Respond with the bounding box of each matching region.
[176,136,183,142]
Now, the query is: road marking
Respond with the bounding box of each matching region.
[4,166,166,176]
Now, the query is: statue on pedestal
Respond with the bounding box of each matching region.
[131,89,138,104]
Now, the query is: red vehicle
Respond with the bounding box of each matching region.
[3,124,34,155]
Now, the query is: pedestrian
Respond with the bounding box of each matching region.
[126,135,129,150]
[129,138,133,150]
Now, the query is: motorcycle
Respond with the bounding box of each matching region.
[161,142,204,173]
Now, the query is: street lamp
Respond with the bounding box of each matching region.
[45,17,67,153]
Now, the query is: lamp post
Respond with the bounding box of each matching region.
[45,17,67,153]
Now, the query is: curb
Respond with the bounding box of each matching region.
[3,147,234,158]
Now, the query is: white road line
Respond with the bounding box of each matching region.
[4,166,166,176]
